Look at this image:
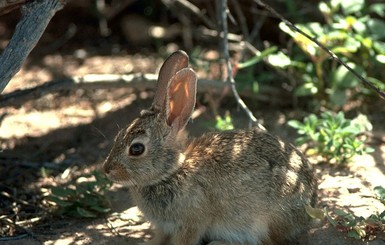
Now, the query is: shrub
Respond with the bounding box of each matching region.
[288,111,374,163]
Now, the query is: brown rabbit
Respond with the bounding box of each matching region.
[103,50,317,245]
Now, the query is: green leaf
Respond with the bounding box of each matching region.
[334,208,349,217]
[331,63,363,89]
[328,89,347,107]
[90,205,111,213]
[347,229,362,239]
[365,147,375,153]
[319,2,331,15]
[339,0,365,15]
[295,82,318,96]
[367,19,385,39]
[305,205,325,219]
[287,120,303,129]
[369,3,385,17]
[83,194,99,206]
[376,54,385,64]
[325,212,338,227]
[373,41,385,54]
[51,187,76,198]
[76,207,97,218]
[252,81,259,94]
[46,196,73,207]
[374,186,385,200]
[238,46,278,69]
[267,52,291,68]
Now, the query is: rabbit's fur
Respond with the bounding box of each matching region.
[103,50,317,245]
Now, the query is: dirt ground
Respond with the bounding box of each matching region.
[1,2,385,245]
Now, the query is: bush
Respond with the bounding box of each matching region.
[269,0,385,109]
[288,111,374,163]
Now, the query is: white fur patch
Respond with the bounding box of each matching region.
[205,219,269,244]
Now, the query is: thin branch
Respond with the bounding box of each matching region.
[0,0,28,15]
[162,0,216,30]
[104,0,137,20]
[254,0,385,100]
[229,0,249,41]
[220,0,266,130]
[0,0,65,93]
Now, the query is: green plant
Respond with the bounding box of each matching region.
[288,111,374,163]
[325,208,385,240]
[46,171,111,218]
[307,186,385,240]
[271,0,385,108]
[374,186,385,204]
[215,112,234,131]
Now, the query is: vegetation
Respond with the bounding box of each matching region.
[46,171,111,218]
[215,111,235,131]
[307,186,385,240]
[326,207,385,240]
[269,0,385,109]
[288,111,374,164]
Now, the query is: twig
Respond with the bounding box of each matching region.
[0,0,28,15]
[0,216,40,242]
[0,0,65,93]
[162,0,216,30]
[104,0,137,20]
[0,233,29,241]
[254,0,385,100]
[229,0,249,41]
[220,0,266,130]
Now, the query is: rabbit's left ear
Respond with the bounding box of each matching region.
[166,68,197,132]
[152,51,189,111]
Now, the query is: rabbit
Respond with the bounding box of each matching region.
[103,50,317,245]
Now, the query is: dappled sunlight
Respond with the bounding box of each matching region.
[87,206,151,240]
[0,91,139,139]
[283,169,300,188]
[318,154,385,218]
[53,236,80,245]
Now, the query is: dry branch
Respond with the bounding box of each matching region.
[0,0,65,93]
[0,0,28,15]
[220,0,265,130]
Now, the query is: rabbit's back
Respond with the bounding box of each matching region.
[187,129,316,199]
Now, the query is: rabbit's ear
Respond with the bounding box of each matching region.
[166,68,197,132]
[152,51,189,111]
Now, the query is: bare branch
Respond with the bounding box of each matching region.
[219,0,266,130]
[162,0,216,30]
[0,0,28,15]
[0,0,65,93]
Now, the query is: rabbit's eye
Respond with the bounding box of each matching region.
[129,143,145,156]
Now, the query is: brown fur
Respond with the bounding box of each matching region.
[103,51,317,245]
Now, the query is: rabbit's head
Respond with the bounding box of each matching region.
[103,51,197,186]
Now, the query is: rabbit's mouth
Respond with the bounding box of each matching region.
[105,168,138,186]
